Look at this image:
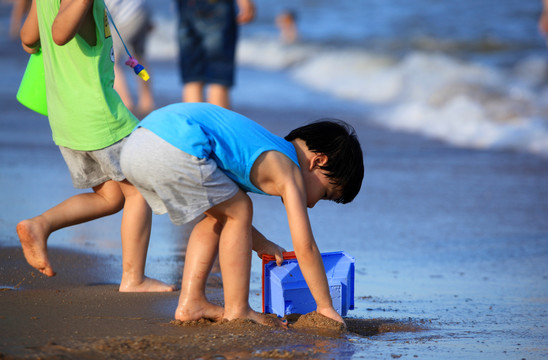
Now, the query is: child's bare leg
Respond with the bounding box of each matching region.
[117,180,175,292]
[113,63,134,112]
[182,81,204,103]
[17,180,125,277]
[210,191,285,327]
[136,60,155,116]
[207,84,230,109]
[175,214,224,321]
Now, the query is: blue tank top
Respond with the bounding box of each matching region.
[138,103,299,195]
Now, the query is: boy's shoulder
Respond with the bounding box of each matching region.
[250,149,302,196]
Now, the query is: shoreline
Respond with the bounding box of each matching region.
[0,246,425,359]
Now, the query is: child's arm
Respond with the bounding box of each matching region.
[20,0,39,54]
[51,0,95,46]
[281,175,345,324]
[251,226,286,266]
[541,0,548,35]
[236,0,255,24]
[251,152,344,324]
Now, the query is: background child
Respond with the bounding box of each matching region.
[17,0,173,292]
[120,103,364,325]
[275,9,298,44]
[174,0,255,109]
[105,0,155,117]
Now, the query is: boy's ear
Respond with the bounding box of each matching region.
[311,153,328,170]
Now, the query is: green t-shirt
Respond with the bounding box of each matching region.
[37,0,138,151]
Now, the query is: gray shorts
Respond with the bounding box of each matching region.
[120,127,239,225]
[59,138,127,189]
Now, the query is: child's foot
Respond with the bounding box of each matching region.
[16,218,55,277]
[225,309,287,328]
[175,299,224,322]
[119,276,176,292]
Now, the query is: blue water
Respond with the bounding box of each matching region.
[145,4,548,356]
[147,0,548,157]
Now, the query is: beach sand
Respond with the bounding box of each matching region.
[1,247,420,359]
[1,5,548,358]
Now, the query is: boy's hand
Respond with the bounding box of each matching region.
[540,11,548,36]
[317,306,346,328]
[254,238,286,266]
[251,226,286,266]
[236,0,255,24]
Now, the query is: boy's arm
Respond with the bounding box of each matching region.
[51,0,94,46]
[251,151,344,324]
[281,176,345,324]
[20,0,40,54]
[236,0,255,24]
[540,0,548,35]
[251,226,285,266]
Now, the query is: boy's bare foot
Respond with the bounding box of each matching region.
[16,218,55,277]
[119,276,176,292]
[225,309,288,328]
[175,299,224,322]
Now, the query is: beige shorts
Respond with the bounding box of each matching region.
[59,138,127,189]
[120,127,240,225]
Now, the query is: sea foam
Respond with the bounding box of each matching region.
[238,37,548,157]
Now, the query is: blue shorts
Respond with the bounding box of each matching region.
[175,0,237,87]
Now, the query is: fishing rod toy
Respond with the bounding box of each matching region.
[105,6,150,82]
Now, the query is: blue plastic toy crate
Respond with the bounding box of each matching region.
[262,251,354,317]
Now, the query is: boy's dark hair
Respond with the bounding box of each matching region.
[285,119,364,204]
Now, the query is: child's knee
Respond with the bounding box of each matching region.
[207,191,253,225]
[224,192,253,223]
[93,181,125,212]
[201,214,224,235]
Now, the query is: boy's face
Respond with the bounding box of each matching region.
[304,167,341,208]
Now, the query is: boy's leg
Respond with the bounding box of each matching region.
[175,214,224,321]
[136,60,155,116]
[182,81,204,103]
[113,63,134,112]
[207,83,230,109]
[17,180,125,277]
[181,190,283,326]
[117,180,175,292]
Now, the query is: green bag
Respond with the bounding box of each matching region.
[16,51,48,116]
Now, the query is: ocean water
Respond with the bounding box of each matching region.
[147,0,548,157]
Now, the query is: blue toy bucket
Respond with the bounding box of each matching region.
[262,251,355,317]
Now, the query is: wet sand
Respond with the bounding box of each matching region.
[0,246,425,359]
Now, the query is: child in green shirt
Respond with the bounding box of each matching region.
[17,0,173,292]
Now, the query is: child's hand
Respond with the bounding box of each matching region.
[254,238,286,266]
[540,10,548,35]
[317,306,347,328]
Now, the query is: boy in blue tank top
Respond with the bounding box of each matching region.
[120,103,364,327]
